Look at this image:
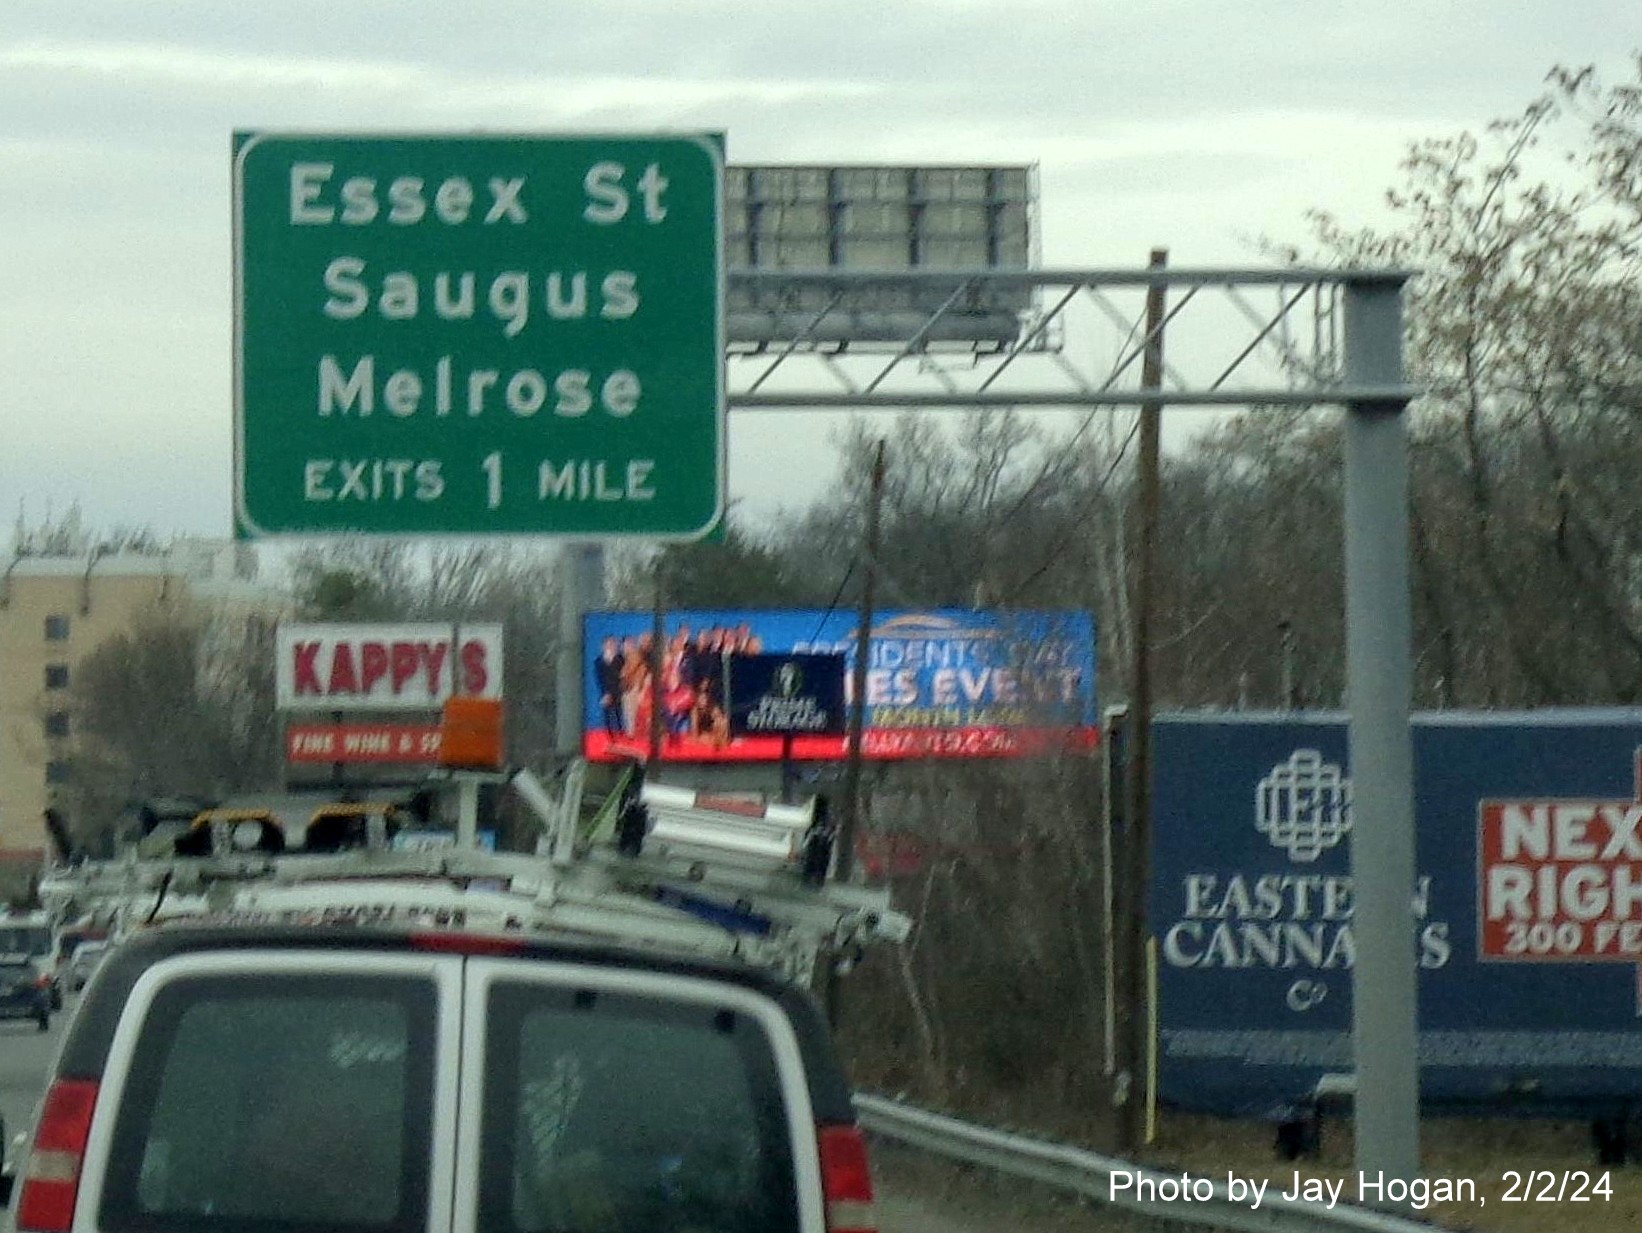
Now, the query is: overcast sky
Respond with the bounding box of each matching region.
[3,2,1638,550]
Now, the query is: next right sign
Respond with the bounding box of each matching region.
[1480,797,1642,962]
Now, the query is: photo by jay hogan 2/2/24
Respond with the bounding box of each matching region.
[1110,1168,1615,1212]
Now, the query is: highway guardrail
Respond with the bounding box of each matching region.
[854,1094,1449,1233]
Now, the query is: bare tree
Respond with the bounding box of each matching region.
[1296,58,1642,706]
[57,602,280,852]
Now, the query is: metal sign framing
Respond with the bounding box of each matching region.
[723,267,1414,409]
[555,263,1422,1193]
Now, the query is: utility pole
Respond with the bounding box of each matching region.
[1118,248,1167,1153]
[828,438,886,1024]
[837,438,885,886]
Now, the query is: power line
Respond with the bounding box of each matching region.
[806,559,857,646]
[998,413,1144,605]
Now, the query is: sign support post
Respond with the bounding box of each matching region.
[1343,277,1419,1193]
[557,545,606,757]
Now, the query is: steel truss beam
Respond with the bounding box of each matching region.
[726,268,1418,409]
[721,264,1424,1192]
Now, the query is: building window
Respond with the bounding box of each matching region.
[44,664,70,690]
[44,761,71,785]
[44,614,71,641]
[44,712,70,739]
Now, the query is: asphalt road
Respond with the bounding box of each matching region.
[0,1008,61,1152]
[0,997,68,1233]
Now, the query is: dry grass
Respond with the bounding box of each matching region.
[863,1082,1642,1232]
[871,1139,1246,1233]
[850,1055,1642,1231]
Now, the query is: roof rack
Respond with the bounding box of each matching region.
[38,762,910,985]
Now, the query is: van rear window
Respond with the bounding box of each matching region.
[97,974,436,1233]
[479,983,800,1233]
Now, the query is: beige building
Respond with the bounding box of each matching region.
[0,539,288,863]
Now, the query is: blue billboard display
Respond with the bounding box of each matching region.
[585,608,1096,763]
[1150,709,1642,1120]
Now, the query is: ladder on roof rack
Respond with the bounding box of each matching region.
[39,762,911,986]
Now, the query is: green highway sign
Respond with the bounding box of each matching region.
[233,132,724,538]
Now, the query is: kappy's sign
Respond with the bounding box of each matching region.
[276,622,503,711]
[285,723,443,764]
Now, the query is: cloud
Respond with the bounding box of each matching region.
[0,38,885,116]
[2,1,1638,542]
[0,39,413,91]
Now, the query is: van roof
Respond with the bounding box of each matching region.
[55,922,855,1121]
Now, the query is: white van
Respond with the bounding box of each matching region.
[5,921,878,1233]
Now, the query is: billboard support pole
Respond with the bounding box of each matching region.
[650,566,666,765]
[330,708,344,791]
[455,775,479,849]
[1342,277,1419,1194]
[556,545,607,759]
[780,734,796,804]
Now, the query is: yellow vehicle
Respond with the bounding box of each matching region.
[170,802,410,856]
[173,809,287,856]
[302,802,406,853]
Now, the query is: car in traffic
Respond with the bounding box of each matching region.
[0,914,60,1009]
[64,939,110,991]
[0,955,52,1031]
[49,924,108,1008]
[3,920,877,1233]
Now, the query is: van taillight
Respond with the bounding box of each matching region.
[817,1123,876,1233]
[17,1079,100,1233]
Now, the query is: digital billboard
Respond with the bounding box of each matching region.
[584,608,1095,763]
[1149,709,1642,1121]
